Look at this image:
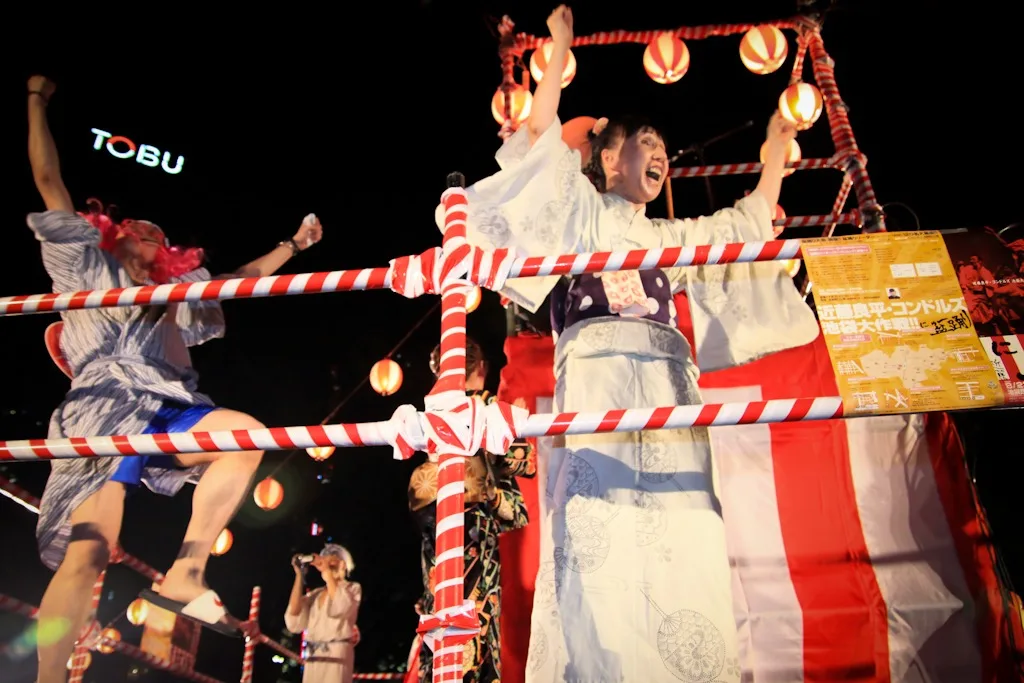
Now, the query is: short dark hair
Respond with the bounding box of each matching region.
[581,115,666,193]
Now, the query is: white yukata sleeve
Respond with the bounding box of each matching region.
[434,118,606,313]
[656,191,820,371]
[284,590,313,634]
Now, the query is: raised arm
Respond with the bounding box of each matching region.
[225,216,323,279]
[752,114,796,210]
[27,76,73,213]
[526,6,574,146]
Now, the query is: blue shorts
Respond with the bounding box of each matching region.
[110,401,217,487]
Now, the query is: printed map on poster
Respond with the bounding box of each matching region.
[801,231,1006,415]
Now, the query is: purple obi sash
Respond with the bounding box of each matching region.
[550,269,673,336]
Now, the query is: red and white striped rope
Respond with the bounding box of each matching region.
[513,18,799,51]
[669,157,837,178]
[0,236,825,317]
[0,398,846,461]
[0,267,390,316]
[0,592,39,619]
[353,675,405,680]
[421,182,473,682]
[239,586,261,683]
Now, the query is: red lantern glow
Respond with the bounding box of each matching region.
[370,358,403,396]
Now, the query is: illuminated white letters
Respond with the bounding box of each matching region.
[89,128,185,175]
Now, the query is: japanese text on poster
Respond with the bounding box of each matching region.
[801,231,1006,415]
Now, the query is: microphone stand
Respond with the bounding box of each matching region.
[669,120,754,213]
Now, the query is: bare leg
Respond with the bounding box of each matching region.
[157,409,264,603]
[36,482,125,683]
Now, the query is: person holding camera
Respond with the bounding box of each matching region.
[285,544,362,683]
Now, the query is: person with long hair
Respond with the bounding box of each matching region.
[440,7,820,682]
[26,74,324,682]
[285,544,362,683]
[407,338,535,682]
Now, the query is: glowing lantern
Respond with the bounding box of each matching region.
[490,85,532,126]
[643,33,690,84]
[773,204,786,237]
[369,358,403,396]
[97,627,121,654]
[306,446,335,462]
[739,26,788,75]
[212,528,233,556]
[465,286,482,313]
[126,598,149,626]
[778,82,823,130]
[781,259,802,278]
[67,651,92,670]
[529,42,577,88]
[253,477,284,511]
[760,138,801,178]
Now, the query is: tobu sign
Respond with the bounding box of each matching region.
[90,128,185,175]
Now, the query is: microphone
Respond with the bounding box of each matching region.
[293,553,317,569]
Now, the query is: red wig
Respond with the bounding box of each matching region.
[78,199,204,284]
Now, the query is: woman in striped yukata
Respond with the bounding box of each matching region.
[26,75,324,683]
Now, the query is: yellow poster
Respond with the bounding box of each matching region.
[800,231,1006,415]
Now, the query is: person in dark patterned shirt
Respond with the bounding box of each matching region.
[408,338,535,683]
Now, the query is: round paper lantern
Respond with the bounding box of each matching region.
[369,358,403,396]
[760,138,801,178]
[306,446,335,462]
[773,204,786,237]
[465,286,482,313]
[643,34,690,84]
[529,42,577,88]
[490,84,532,126]
[781,259,802,278]
[739,26,788,75]
[253,477,284,511]
[97,627,121,654]
[126,598,148,626]
[212,528,233,556]
[778,82,823,130]
[67,651,92,670]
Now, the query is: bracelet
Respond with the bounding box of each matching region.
[28,91,49,105]
[278,239,301,255]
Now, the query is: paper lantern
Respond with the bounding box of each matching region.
[643,34,690,84]
[212,528,233,556]
[97,627,121,654]
[529,42,577,88]
[760,138,801,178]
[562,116,598,166]
[126,598,149,626]
[778,82,823,130]
[253,477,284,510]
[773,204,786,237]
[306,446,335,462]
[490,85,532,126]
[369,358,403,396]
[465,286,482,313]
[67,651,92,670]
[781,259,802,278]
[739,26,788,75]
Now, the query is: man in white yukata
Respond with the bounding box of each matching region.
[439,7,821,683]
[285,544,362,683]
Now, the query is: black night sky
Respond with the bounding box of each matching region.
[1,1,1019,681]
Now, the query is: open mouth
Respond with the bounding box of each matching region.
[645,167,663,181]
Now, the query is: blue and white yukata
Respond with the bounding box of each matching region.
[28,210,225,571]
